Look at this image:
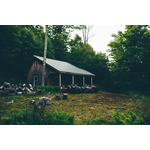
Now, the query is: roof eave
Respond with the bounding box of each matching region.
[59,71,95,76]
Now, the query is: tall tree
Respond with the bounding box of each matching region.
[108,25,150,91]
[0,25,54,83]
[68,34,110,86]
[81,25,94,61]
[42,25,48,86]
[82,25,94,46]
[48,25,84,61]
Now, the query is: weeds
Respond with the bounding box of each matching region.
[82,116,109,125]
[1,108,74,125]
[113,110,143,125]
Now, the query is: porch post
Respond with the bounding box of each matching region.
[59,73,61,87]
[91,76,93,85]
[83,76,85,86]
[72,75,74,84]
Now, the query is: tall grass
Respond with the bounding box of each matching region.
[113,110,143,125]
[1,108,147,125]
[1,109,74,125]
[82,116,110,125]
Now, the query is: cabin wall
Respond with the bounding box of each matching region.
[27,59,56,86]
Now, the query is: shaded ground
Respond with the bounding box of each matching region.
[0,91,148,124]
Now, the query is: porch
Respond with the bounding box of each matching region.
[47,73,93,87]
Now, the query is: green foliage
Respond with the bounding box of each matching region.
[1,109,74,125]
[36,85,60,93]
[0,25,54,81]
[67,34,111,87]
[113,110,143,125]
[49,25,84,61]
[82,116,109,125]
[108,25,150,92]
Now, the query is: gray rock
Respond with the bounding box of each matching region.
[30,100,35,104]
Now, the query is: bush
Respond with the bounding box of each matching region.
[113,110,143,125]
[82,116,109,125]
[2,109,74,125]
[36,85,60,93]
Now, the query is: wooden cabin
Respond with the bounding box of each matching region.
[25,55,95,87]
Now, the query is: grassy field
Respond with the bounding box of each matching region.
[0,91,150,125]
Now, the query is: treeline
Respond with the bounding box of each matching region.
[0,25,53,82]
[1,25,150,94]
[0,25,110,88]
[108,25,150,94]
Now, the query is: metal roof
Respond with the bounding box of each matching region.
[33,55,95,76]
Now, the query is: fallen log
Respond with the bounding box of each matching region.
[0,85,4,90]
[28,84,33,91]
[17,92,22,95]
[9,87,16,93]
[25,87,31,92]
[16,86,23,92]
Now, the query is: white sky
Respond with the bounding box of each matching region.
[71,25,126,55]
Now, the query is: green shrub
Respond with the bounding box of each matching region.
[54,86,61,93]
[113,110,143,125]
[82,116,109,125]
[2,109,74,125]
[36,85,60,93]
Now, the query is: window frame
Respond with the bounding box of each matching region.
[33,75,38,86]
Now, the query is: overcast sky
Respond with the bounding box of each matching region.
[71,25,126,56]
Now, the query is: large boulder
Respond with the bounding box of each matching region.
[33,96,54,113]
[39,96,54,105]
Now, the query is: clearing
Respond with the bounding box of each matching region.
[0,91,149,124]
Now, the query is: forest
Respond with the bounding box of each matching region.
[0,25,150,95]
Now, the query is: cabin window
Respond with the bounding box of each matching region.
[33,76,38,86]
[35,61,38,67]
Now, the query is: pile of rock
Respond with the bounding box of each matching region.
[0,82,35,96]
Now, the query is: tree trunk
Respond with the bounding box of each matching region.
[42,25,48,86]
[82,25,94,61]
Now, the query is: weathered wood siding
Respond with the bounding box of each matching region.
[27,59,56,85]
